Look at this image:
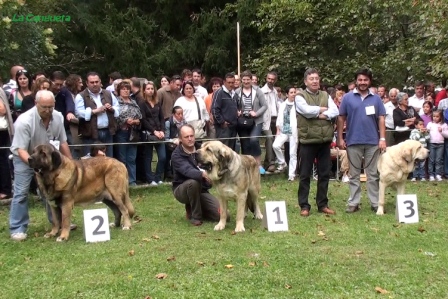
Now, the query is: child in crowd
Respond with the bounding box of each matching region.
[426,110,448,181]
[272,86,298,181]
[81,142,107,159]
[420,101,433,127]
[409,119,430,181]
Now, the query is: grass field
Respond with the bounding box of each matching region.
[1,175,447,299]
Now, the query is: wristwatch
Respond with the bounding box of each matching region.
[379,138,386,141]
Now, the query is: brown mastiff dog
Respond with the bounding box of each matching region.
[377,139,429,215]
[28,144,135,241]
[197,140,263,232]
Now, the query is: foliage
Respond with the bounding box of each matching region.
[0,0,57,80]
[1,177,448,298]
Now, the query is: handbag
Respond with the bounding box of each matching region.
[237,116,254,128]
[187,97,206,139]
[129,126,140,142]
[140,130,159,142]
[0,115,8,130]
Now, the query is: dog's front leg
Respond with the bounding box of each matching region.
[214,198,228,231]
[44,205,60,238]
[57,203,73,242]
[376,181,386,215]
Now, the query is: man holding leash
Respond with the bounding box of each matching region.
[337,68,386,213]
[171,124,220,226]
[9,90,72,241]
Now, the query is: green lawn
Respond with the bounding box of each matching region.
[0,176,447,299]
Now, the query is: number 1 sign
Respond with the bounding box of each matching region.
[262,201,289,232]
[83,209,111,242]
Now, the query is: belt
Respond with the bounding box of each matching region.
[98,128,109,130]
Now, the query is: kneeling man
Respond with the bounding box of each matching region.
[171,124,220,226]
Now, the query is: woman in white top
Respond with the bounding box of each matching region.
[273,86,298,181]
[174,81,209,139]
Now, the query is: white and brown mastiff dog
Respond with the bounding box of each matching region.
[377,139,429,215]
[197,141,263,232]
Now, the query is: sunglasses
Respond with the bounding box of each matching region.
[17,70,28,74]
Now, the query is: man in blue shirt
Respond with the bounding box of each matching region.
[337,68,387,213]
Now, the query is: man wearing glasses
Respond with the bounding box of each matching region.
[9,90,72,241]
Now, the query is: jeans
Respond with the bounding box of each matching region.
[413,160,425,179]
[82,128,114,157]
[238,123,263,157]
[115,129,138,185]
[429,143,444,177]
[346,144,380,208]
[298,142,331,211]
[144,142,166,183]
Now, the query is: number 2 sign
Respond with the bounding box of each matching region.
[396,194,419,224]
[83,209,111,242]
[263,201,289,232]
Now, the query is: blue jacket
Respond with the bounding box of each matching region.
[211,87,238,126]
[171,145,211,192]
[55,87,75,130]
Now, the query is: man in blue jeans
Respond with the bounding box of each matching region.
[9,90,73,241]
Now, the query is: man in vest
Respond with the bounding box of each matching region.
[295,68,339,217]
[74,72,119,157]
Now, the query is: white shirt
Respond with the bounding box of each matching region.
[384,101,396,129]
[261,84,279,117]
[74,89,120,129]
[174,96,209,122]
[194,85,208,100]
[408,94,425,115]
[294,89,339,119]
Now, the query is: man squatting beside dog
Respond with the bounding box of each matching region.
[9,90,72,241]
[171,124,220,226]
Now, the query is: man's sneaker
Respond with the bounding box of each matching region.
[259,166,266,175]
[267,165,277,172]
[345,205,360,213]
[277,163,287,171]
[150,181,158,186]
[421,178,426,182]
[429,176,435,182]
[157,181,164,185]
[342,174,350,183]
[288,176,295,181]
[190,218,203,226]
[11,232,27,241]
[411,178,416,182]
[70,223,77,231]
[436,175,443,181]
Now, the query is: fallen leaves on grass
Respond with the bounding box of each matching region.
[311,240,317,244]
[248,262,256,266]
[374,286,389,294]
[418,226,426,233]
[317,231,326,237]
[152,235,160,240]
[34,232,39,237]
[225,264,234,269]
[263,261,269,267]
[231,231,236,235]
[144,296,152,299]
[392,224,401,228]
[142,238,151,242]
[167,256,176,262]
[133,215,142,223]
[197,261,205,266]
[355,251,364,256]
[285,284,292,289]
[128,250,135,256]
[155,273,167,279]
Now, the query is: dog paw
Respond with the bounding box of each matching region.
[255,213,263,220]
[234,225,246,233]
[44,232,57,238]
[56,237,67,242]
[376,207,385,215]
[122,226,131,230]
[214,223,225,231]
[109,223,116,228]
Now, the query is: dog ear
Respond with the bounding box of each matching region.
[51,150,62,169]
[401,148,412,163]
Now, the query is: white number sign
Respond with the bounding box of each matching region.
[263,201,289,232]
[396,194,419,224]
[83,209,111,242]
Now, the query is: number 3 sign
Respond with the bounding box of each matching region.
[83,209,111,242]
[396,194,419,223]
[263,201,289,232]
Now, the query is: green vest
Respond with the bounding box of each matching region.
[297,91,334,144]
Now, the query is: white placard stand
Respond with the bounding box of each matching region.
[262,201,289,232]
[83,208,111,242]
[396,194,419,223]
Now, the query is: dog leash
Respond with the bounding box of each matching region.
[346,147,382,171]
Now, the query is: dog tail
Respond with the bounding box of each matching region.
[124,187,135,218]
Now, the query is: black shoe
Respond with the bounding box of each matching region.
[190,218,203,226]
[345,205,360,213]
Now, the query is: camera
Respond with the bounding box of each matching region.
[243,112,251,118]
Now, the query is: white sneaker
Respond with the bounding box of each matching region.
[342,174,350,183]
[436,175,443,181]
[411,178,416,182]
[277,163,287,171]
[11,232,27,241]
[421,178,426,182]
[157,181,164,185]
[288,176,295,181]
[429,176,435,181]
[150,181,158,186]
